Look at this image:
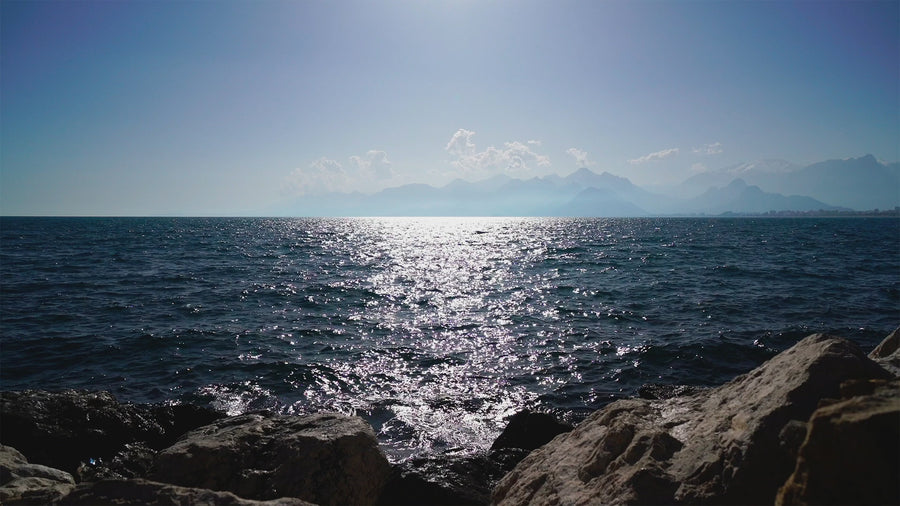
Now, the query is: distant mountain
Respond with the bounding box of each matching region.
[680,155,899,210]
[559,187,647,216]
[679,159,801,198]
[563,168,679,214]
[280,156,896,216]
[775,155,899,210]
[684,179,841,215]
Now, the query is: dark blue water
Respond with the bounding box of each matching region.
[2,217,898,460]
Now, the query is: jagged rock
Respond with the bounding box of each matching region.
[0,389,223,474]
[493,333,892,506]
[776,378,900,505]
[150,412,391,506]
[58,478,315,505]
[0,445,75,505]
[490,411,573,452]
[869,327,900,376]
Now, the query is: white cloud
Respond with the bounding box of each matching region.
[445,129,550,178]
[628,147,679,165]
[692,142,723,155]
[287,157,348,195]
[445,129,477,158]
[691,162,707,172]
[566,147,593,167]
[287,149,395,195]
[350,150,394,180]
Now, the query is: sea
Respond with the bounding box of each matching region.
[1,217,898,461]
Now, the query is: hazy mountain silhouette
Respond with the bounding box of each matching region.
[679,159,801,198]
[775,155,898,210]
[281,155,896,216]
[684,179,838,215]
[679,155,898,210]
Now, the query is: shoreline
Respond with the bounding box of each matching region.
[2,329,898,505]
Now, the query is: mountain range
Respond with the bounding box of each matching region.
[282,155,900,217]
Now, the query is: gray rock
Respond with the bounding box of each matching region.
[0,389,223,474]
[0,445,75,505]
[776,378,900,506]
[150,412,391,506]
[58,478,315,505]
[869,327,900,376]
[493,333,892,506]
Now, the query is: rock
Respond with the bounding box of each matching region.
[0,445,75,505]
[0,389,223,474]
[637,383,706,400]
[493,333,892,506]
[490,411,573,452]
[869,328,900,376]
[379,449,528,506]
[379,411,571,505]
[75,442,157,482]
[776,378,900,506]
[58,478,315,505]
[150,412,391,506]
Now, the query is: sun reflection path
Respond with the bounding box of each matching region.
[321,218,558,459]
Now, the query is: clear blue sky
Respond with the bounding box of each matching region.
[2,0,897,215]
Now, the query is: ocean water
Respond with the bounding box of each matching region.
[1,217,898,460]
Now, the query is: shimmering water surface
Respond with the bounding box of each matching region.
[2,217,898,460]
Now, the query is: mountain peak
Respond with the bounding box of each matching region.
[569,167,598,178]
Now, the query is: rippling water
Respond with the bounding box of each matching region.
[1,217,898,460]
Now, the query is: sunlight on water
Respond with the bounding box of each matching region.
[319,218,551,458]
[3,217,897,462]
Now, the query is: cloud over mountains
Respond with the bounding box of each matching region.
[445,129,551,179]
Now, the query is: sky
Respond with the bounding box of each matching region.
[1,0,898,216]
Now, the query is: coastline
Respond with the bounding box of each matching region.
[2,329,898,505]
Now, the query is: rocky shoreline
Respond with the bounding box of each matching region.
[2,330,898,505]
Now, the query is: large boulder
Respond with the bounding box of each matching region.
[0,390,223,474]
[149,412,391,506]
[493,333,892,505]
[776,378,900,505]
[58,478,315,505]
[0,445,75,505]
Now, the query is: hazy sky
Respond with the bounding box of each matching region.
[2,0,898,215]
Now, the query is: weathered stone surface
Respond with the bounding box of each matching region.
[150,412,391,506]
[58,479,315,505]
[0,445,75,505]
[493,333,892,506]
[776,378,900,506]
[869,327,900,376]
[490,411,573,452]
[0,389,223,474]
